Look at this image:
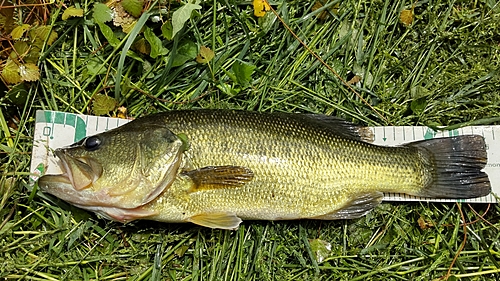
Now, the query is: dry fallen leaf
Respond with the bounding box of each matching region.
[417,216,435,230]
[112,1,137,32]
[19,63,40,82]
[347,75,361,85]
[117,106,128,119]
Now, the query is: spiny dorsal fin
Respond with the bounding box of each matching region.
[182,165,254,192]
[295,114,374,143]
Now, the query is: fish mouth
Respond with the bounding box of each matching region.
[38,148,105,205]
[41,146,183,203]
[54,149,103,191]
[38,148,164,222]
[38,174,159,222]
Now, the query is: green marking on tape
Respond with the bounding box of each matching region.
[424,128,436,140]
[65,114,76,127]
[38,111,87,142]
[74,116,87,142]
[448,129,459,137]
[54,111,64,124]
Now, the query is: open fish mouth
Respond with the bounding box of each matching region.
[38,149,159,222]
[38,172,159,222]
[38,149,107,206]
[54,149,103,191]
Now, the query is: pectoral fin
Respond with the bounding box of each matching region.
[182,166,254,192]
[188,212,242,230]
[313,192,383,220]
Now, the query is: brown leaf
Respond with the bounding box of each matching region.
[113,1,136,31]
[347,75,361,85]
[417,216,434,230]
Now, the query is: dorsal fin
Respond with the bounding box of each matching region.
[291,114,374,142]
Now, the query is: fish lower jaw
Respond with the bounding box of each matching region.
[73,204,159,223]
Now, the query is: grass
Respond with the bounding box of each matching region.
[1,0,500,280]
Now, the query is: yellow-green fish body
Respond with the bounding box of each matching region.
[39,110,491,229]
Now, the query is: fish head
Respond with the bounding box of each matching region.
[39,121,186,221]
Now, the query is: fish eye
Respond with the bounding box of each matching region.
[83,136,102,151]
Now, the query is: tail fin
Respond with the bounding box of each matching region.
[407,135,491,199]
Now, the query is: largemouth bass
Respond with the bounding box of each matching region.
[39,110,491,229]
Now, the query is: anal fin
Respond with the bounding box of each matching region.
[313,192,383,220]
[188,212,242,230]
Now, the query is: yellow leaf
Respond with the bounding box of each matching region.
[253,0,271,17]
[19,63,40,82]
[133,38,150,54]
[311,1,339,20]
[92,94,118,116]
[121,20,137,33]
[400,9,413,26]
[1,59,22,84]
[30,26,58,48]
[9,41,30,60]
[62,6,84,20]
[10,24,30,40]
[196,46,215,64]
